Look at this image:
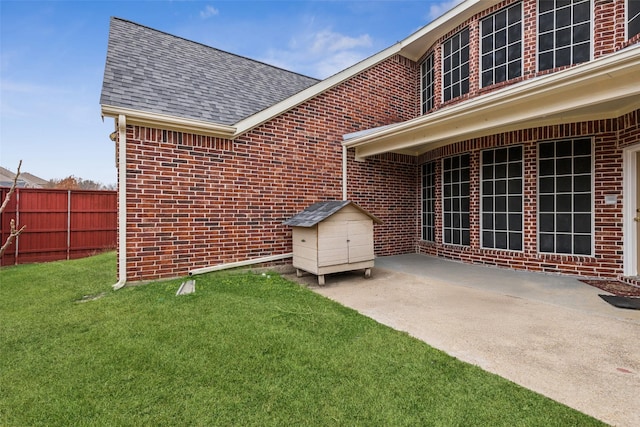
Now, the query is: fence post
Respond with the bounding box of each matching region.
[67,190,71,260]
[15,189,20,265]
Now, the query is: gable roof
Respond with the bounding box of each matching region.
[283,201,382,227]
[100,17,319,126]
[0,166,48,188]
[98,1,503,136]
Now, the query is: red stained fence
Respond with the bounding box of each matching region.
[0,188,117,266]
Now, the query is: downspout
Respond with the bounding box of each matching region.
[189,252,293,276]
[342,145,348,201]
[113,114,127,290]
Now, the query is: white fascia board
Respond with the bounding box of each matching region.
[345,44,640,159]
[400,0,501,61]
[101,105,236,138]
[232,1,496,137]
[232,43,402,136]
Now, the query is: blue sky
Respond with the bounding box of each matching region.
[1,0,461,186]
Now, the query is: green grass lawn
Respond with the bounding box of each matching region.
[0,252,603,426]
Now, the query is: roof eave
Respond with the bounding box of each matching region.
[399,0,501,61]
[344,44,640,160]
[232,43,403,136]
[101,105,237,138]
[232,1,497,137]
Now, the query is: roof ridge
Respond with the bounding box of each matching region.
[110,17,320,82]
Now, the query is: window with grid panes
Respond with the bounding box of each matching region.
[538,0,591,71]
[480,3,523,87]
[422,162,436,241]
[442,28,470,102]
[629,0,640,39]
[443,154,470,246]
[481,146,523,251]
[420,53,435,114]
[538,139,593,255]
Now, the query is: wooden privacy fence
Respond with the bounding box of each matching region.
[0,188,117,266]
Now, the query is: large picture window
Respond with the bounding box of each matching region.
[538,138,593,255]
[422,162,436,242]
[420,53,435,114]
[481,146,523,251]
[629,0,640,39]
[442,28,470,102]
[443,154,470,246]
[480,2,523,87]
[538,0,591,71]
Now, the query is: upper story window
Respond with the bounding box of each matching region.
[442,28,470,102]
[629,0,640,39]
[420,53,435,114]
[538,0,591,71]
[480,2,523,87]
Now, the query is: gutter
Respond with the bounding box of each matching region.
[112,114,128,290]
[343,43,640,158]
[101,105,236,139]
[189,253,293,276]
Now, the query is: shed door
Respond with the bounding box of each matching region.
[317,220,373,267]
[346,220,374,263]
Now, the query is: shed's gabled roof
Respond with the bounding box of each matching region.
[100,18,319,126]
[283,201,382,227]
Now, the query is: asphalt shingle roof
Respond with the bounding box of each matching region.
[283,201,382,227]
[100,18,320,126]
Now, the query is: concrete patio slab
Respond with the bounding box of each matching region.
[285,254,640,427]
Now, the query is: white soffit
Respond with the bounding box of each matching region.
[345,44,640,160]
[399,0,501,61]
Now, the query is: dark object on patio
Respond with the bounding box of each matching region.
[598,295,640,310]
[580,279,640,297]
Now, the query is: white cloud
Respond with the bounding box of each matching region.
[427,0,465,21]
[199,5,219,19]
[309,30,372,54]
[259,28,374,79]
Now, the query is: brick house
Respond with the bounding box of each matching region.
[100,0,640,286]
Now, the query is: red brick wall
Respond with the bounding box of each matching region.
[348,152,417,256]
[120,1,639,281]
[122,55,419,281]
[416,111,640,278]
[421,0,637,112]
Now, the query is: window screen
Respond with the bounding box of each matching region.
[629,0,640,39]
[442,28,470,102]
[481,146,524,251]
[480,2,523,87]
[443,154,470,246]
[538,0,591,71]
[422,162,436,242]
[538,138,593,255]
[421,53,435,114]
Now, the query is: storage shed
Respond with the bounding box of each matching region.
[283,201,382,285]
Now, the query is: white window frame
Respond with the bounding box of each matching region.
[420,53,435,114]
[480,145,525,252]
[627,0,640,40]
[442,154,471,247]
[421,161,436,242]
[479,2,524,88]
[536,138,595,256]
[536,0,594,73]
[441,28,470,102]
